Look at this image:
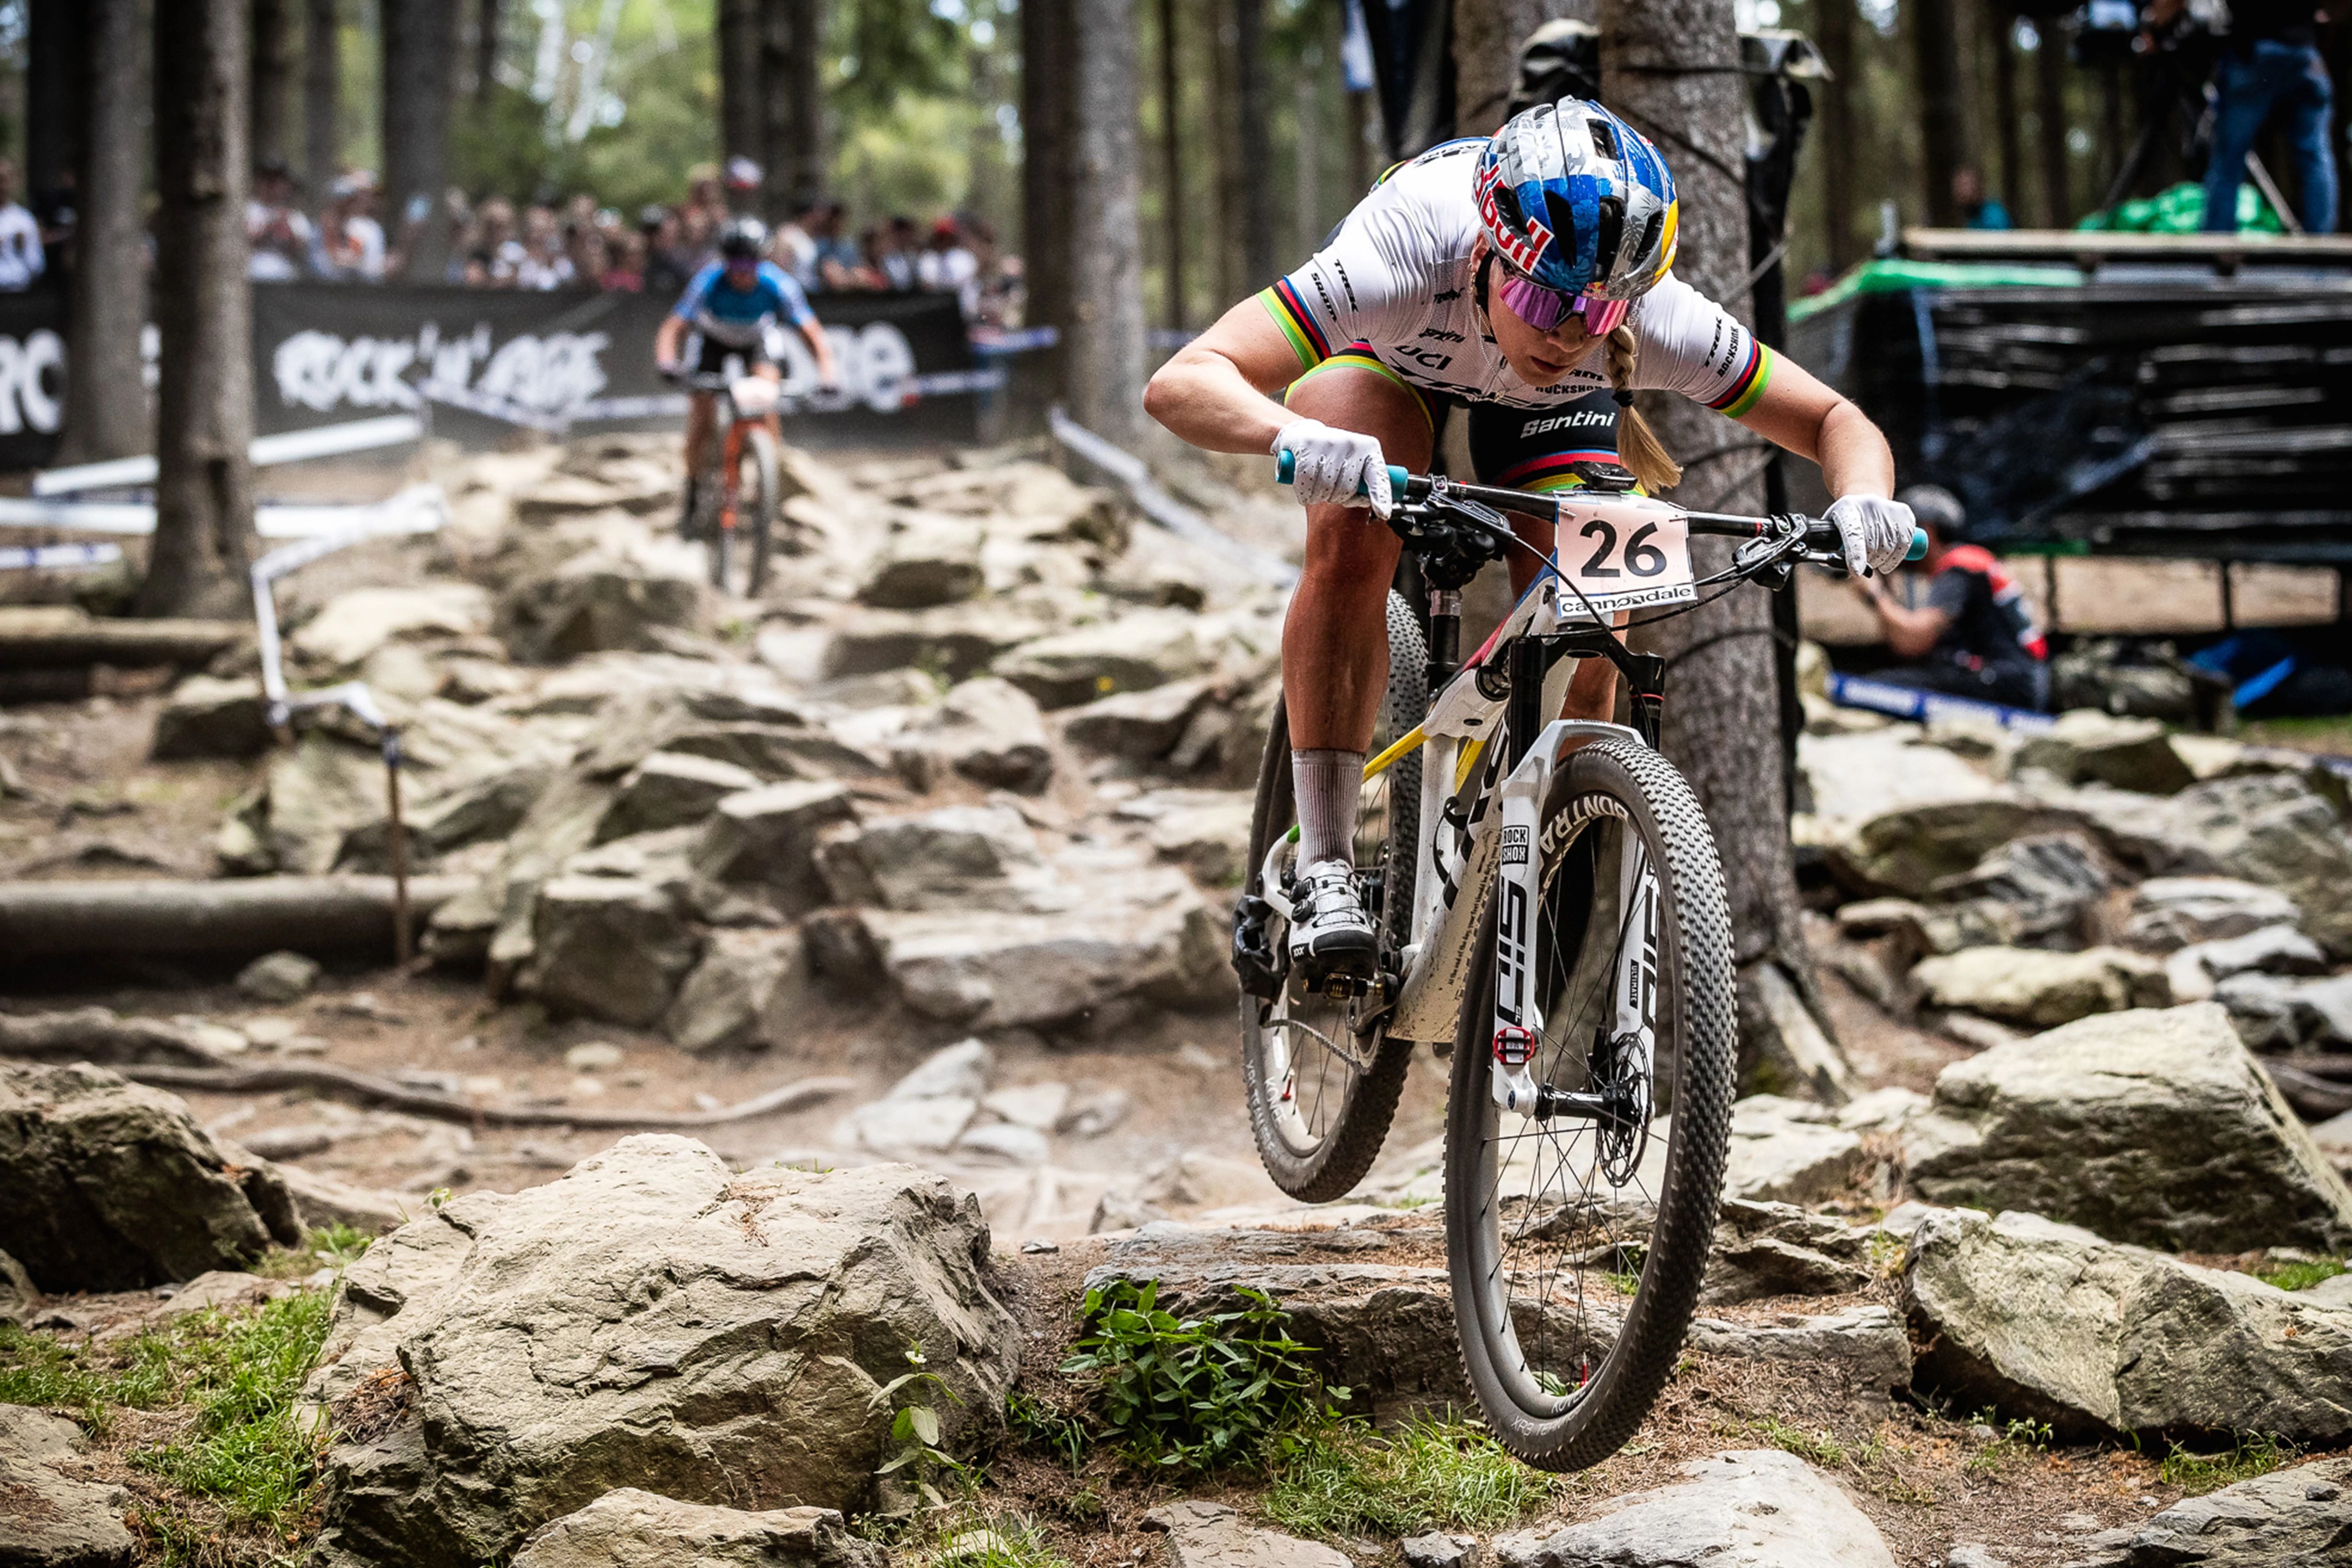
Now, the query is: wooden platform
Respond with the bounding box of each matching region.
[1799,555,2343,647]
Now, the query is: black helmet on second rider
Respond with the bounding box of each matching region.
[718,216,768,262]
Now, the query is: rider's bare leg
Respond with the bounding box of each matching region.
[684,392,717,477]
[1506,510,1623,724]
[1283,369,1437,754]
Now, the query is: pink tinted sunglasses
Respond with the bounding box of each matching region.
[1498,270,1629,337]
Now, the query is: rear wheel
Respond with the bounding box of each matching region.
[1239,589,1426,1202]
[709,426,778,598]
[1443,737,1736,1471]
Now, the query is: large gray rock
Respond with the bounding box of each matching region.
[1799,729,2092,898]
[1686,1307,1912,1402]
[595,753,764,841]
[1721,1097,1873,1206]
[1925,833,2115,950]
[0,1063,303,1291]
[993,610,1222,709]
[295,583,494,669]
[498,557,707,663]
[1911,945,2168,1028]
[856,514,984,609]
[812,804,1065,913]
[2090,774,2352,958]
[1140,1501,1351,1568]
[1902,1003,2352,1252]
[2069,1455,2352,1566]
[1905,1208,2352,1443]
[690,781,858,915]
[509,1489,882,1568]
[1491,1449,1896,1568]
[524,876,702,1027]
[820,601,1051,683]
[2015,710,2194,794]
[0,1403,133,1568]
[152,674,271,760]
[663,930,810,1054]
[2120,877,2304,953]
[1060,678,1216,761]
[310,1138,1018,1567]
[888,677,1052,794]
[1703,1198,1875,1305]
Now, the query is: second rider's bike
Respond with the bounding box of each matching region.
[671,364,782,598]
[1236,456,1921,1471]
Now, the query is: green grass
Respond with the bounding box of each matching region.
[860,1488,1075,1568]
[129,1289,337,1532]
[2257,1257,2346,1293]
[2158,1433,2295,1495]
[2238,714,2352,759]
[1264,1418,1557,1538]
[0,1321,181,1432]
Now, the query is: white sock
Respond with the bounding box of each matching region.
[1292,748,1364,869]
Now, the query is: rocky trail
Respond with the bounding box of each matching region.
[2,433,2350,1566]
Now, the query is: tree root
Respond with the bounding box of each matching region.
[0,1007,226,1068]
[113,1060,857,1130]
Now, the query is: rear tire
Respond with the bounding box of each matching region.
[1239,589,1427,1202]
[1443,737,1736,1471]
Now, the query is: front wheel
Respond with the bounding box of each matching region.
[1444,737,1736,1471]
[709,425,778,599]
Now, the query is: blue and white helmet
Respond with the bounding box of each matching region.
[1473,99,1679,302]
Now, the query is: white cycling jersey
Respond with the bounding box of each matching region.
[1257,138,1775,419]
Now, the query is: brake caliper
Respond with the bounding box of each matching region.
[1492,1024,1539,1112]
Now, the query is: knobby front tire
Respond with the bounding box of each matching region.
[709,426,779,599]
[1239,589,1426,1202]
[1443,737,1736,1471]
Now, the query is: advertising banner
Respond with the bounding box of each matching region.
[0,288,67,472]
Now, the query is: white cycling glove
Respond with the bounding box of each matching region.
[1272,419,1394,519]
[1827,494,1917,578]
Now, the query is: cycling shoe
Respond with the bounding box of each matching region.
[1288,858,1378,983]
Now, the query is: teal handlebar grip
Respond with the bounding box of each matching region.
[1274,448,1412,497]
[1907,527,1929,562]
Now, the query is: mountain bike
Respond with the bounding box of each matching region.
[671,366,781,598]
[1235,455,1919,1470]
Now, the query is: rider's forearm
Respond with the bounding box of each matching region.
[802,319,838,380]
[1143,349,1302,455]
[1816,401,1897,500]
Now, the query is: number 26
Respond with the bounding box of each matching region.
[1577,520,1668,579]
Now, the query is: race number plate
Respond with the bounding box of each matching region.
[1550,497,1698,617]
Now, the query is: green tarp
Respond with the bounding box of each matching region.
[1787,259,2083,323]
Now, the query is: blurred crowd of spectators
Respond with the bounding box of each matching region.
[239,155,1026,327]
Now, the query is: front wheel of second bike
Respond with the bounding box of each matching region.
[1444,736,1737,1472]
[708,425,779,600]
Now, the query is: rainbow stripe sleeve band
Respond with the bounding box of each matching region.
[1706,339,1774,419]
[1257,279,1332,371]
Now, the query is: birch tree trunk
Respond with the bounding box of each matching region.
[1068,0,1146,443]
[62,0,147,465]
[758,0,826,213]
[1600,0,1851,1099]
[251,0,293,168]
[380,0,453,280]
[141,0,256,621]
[304,0,340,202]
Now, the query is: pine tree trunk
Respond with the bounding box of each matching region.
[1911,0,1965,226]
[759,0,825,214]
[1159,0,1187,331]
[1988,2,2022,219]
[1813,0,1858,271]
[1454,0,1590,136]
[304,0,339,203]
[2036,25,2070,226]
[26,0,83,216]
[1211,0,1244,303]
[475,0,500,106]
[1600,0,1848,1098]
[380,0,452,280]
[251,0,292,167]
[1068,0,1146,443]
[1233,0,1274,284]
[718,0,763,181]
[1020,0,1075,342]
[141,0,256,621]
[62,0,147,465]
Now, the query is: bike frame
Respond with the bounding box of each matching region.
[681,366,780,546]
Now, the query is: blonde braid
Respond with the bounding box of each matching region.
[1606,324,1682,494]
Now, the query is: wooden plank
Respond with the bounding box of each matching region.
[2049,556,2226,635]
[0,606,250,670]
[2229,562,2342,627]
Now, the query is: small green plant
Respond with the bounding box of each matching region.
[1058,1280,1344,1474]
[1006,1389,1089,1473]
[2257,1257,2346,1293]
[308,1224,373,1268]
[130,1289,338,1534]
[1962,1412,2054,1478]
[891,1495,1074,1568]
[1603,1269,1640,1297]
[1265,1417,1556,1537]
[1866,1230,1908,1278]
[871,1343,970,1511]
[1751,1416,1858,1469]
[2158,1432,2294,1495]
[427,1187,453,1211]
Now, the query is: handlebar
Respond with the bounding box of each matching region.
[1275,453,1928,566]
